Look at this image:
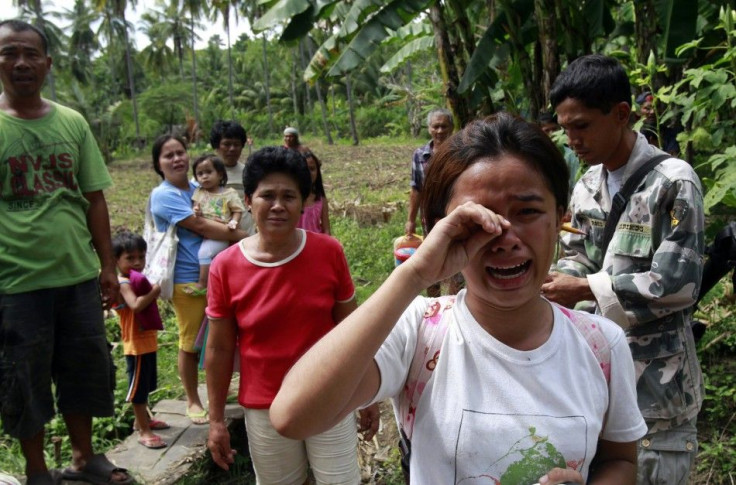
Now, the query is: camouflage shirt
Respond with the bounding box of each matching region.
[555,133,704,433]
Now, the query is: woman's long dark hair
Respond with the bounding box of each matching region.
[303,151,326,201]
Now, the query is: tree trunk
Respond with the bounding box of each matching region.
[428,3,471,127]
[554,0,576,63]
[189,17,200,132]
[299,39,313,116]
[534,0,559,112]
[634,0,658,66]
[291,48,300,119]
[262,34,274,134]
[30,5,57,101]
[505,6,541,118]
[122,18,141,140]
[176,34,186,82]
[226,23,235,114]
[315,81,333,144]
[405,61,421,137]
[345,74,359,145]
[105,12,117,97]
[446,0,475,63]
[306,38,333,145]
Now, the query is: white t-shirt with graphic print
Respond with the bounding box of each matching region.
[371,290,646,484]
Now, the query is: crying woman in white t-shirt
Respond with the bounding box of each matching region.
[270,113,646,485]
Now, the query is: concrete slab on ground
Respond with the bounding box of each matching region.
[56,384,242,485]
[13,382,243,485]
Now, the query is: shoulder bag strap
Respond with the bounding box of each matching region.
[398,294,456,441]
[600,153,670,256]
[554,303,611,383]
[143,196,155,240]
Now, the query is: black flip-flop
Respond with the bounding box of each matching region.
[62,454,134,485]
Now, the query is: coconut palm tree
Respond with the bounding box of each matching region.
[140,10,175,80]
[146,0,189,82]
[182,0,209,132]
[62,0,99,85]
[92,0,142,141]
[13,0,63,101]
[211,0,239,113]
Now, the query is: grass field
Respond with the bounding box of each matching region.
[1,138,735,483]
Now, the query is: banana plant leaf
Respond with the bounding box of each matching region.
[658,0,699,64]
[458,0,534,94]
[380,35,435,73]
[325,0,432,78]
[253,0,312,32]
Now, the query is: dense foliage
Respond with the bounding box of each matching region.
[10,0,736,214]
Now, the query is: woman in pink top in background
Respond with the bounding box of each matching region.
[297,151,330,234]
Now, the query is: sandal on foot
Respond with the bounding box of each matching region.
[186,407,208,425]
[138,434,167,449]
[133,419,170,431]
[149,419,170,430]
[62,454,134,485]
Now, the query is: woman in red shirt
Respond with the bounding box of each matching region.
[205,146,378,484]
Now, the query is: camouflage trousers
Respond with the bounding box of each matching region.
[636,417,697,485]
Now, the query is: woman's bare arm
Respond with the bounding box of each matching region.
[270,262,423,439]
[270,202,508,439]
[178,214,247,241]
[206,316,237,470]
[587,439,637,484]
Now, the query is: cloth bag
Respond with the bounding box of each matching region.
[128,269,164,330]
[143,198,178,300]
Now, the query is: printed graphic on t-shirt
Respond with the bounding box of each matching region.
[454,410,587,484]
[4,136,79,209]
[202,196,228,220]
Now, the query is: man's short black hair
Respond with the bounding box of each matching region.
[550,54,631,114]
[0,19,48,55]
[210,120,247,149]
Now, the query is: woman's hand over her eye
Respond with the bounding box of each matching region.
[406,202,509,286]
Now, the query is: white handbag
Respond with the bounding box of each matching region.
[143,197,178,300]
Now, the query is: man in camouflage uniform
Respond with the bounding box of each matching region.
[541,54,704,484]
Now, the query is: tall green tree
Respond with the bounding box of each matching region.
[211,0,239,113]
[140,10,176,80]
[241,2,277,134]
[92,0,142,140]
[62,0,99,85]
[147,0,189,81]
[182,0,209,131]
[13,0,63,101]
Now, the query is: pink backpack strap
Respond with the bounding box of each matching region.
[398,295,456,440]
[554,303,611,383]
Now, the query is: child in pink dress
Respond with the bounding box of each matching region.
[297,151,330,234]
